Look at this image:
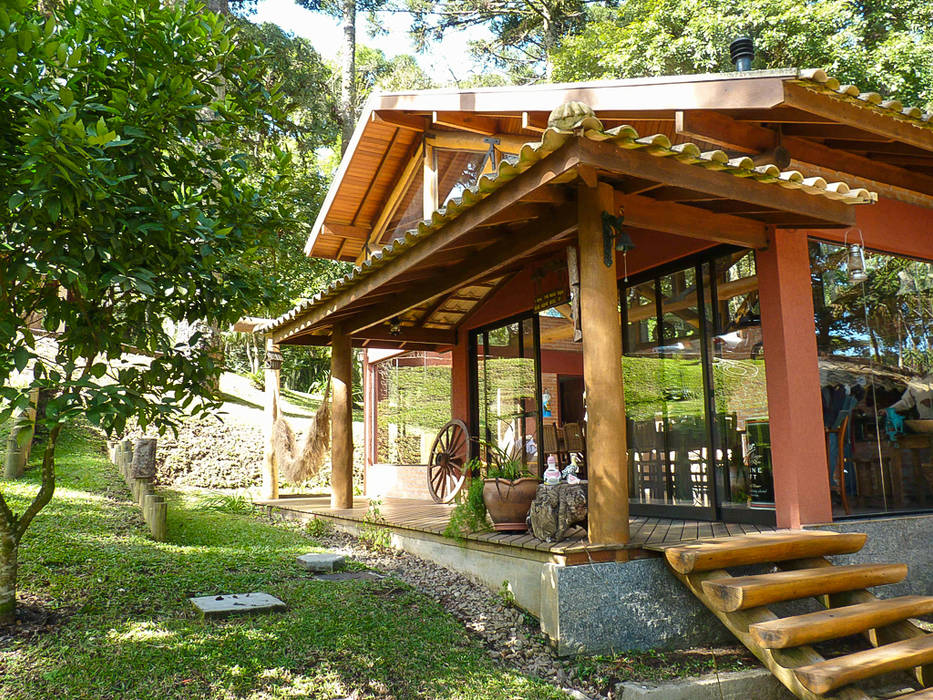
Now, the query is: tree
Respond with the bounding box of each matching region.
[295,0,389,152]
[355,46,435,110]
[0,0,293,622]
[551,0,933,109]
[402,0,594,82]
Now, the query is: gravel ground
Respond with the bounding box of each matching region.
[282,521,755,700]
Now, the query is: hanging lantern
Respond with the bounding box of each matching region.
[264,348,283,370]
[844,229,868,284]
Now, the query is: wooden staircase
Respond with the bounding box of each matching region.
[662,530,933,699]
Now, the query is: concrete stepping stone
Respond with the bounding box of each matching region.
[296,552,345,573]
[190,592,285,619]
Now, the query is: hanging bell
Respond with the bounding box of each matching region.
[847,243,868,283]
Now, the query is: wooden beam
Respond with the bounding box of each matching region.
[616,192,770,248]
[342,207,579,335]
[781,82,933,154]
[676,110,776,153]
[274,139,582,343]
[576,136,857,226]
[423,141,438,220]
[426,130,527,154]
[261,336,280,500]
[372,110,428,132]
[432,111,499,135]
[330,324,353,509]
[351,327,456,345]
[578,181,629,545]
[355,141,424,263]
[676,109,933,208]
[522,112,548,133]
[323,222,370,240]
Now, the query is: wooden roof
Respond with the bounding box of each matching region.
[264,111,875,349]
[307,68,933,263]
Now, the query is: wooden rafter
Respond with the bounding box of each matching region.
[781,82,933,154]
[576,137,856,226]
[371,110,428,132]
[432,111,499,135]
[676,110,933,208]
[355,141,424,264]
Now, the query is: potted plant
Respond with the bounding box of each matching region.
[481,441,539,532]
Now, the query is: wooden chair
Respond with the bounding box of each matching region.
[562,422,586,479]
[541,423,562,467]
[825,395,856,515]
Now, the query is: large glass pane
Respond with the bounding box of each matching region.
[374,351,453,464]
[810,240,933,516]
[476,319,540,474]
[706,253,774,512]
[625,268,713,510]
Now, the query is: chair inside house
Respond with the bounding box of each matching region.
[562,421,587,479]
[541,423,563,467]
[825,394,857,515]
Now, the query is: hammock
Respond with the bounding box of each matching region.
[280,381,331,484]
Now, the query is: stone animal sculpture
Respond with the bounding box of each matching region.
[528,482,588,542]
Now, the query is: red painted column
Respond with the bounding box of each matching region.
[451,327,471,426]
[757,229,832,528]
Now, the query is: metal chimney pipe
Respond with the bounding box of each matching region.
[730,37,755,71]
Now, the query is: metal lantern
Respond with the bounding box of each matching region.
[264,348,283,370]
[844,229,868,284]
[388,317,402,336]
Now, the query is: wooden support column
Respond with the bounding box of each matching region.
[578,182,629,545]
[331,324,354,509]
[261,336,280,500]
[423,141,438,220]
[757,229,832,527]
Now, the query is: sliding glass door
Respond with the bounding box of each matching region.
[622,249,775,524]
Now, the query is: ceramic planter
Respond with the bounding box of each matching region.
[482,477,539,531]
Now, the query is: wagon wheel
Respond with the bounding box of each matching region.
[427,419,470,503]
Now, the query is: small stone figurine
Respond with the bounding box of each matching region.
[543,455,562,485]
[562,453,582,484]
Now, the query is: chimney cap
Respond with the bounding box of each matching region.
[729,37,755,70]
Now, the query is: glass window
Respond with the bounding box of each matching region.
[374,351,452,465]
[475,318,540,474]
[810,240,933,516]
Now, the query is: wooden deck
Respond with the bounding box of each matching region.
[258,495,776,565]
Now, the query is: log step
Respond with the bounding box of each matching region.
[749,595,933,648]
[665,531,867,574]
[702,563,908,612]
[794,633,933,695]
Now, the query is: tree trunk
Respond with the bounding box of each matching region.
[340,0,357,154]
[0,524,15,624]
[205,0,229,14]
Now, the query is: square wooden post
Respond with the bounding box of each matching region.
[578,181,630,544]
[757,229,832,527]
[331,324,354,509]
[261,336,281,501]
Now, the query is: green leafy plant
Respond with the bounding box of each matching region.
[359,497,391,550]
[481,440,533,481]
[497,580,516,608]
[443,462,488,540]
[305,516,334,539]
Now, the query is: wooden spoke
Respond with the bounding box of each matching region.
[427,420,470,503]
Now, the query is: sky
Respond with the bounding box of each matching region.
[251,0,490,85]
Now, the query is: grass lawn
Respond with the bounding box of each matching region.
[0,425,566,699]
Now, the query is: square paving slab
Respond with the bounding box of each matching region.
[190,592,286,618]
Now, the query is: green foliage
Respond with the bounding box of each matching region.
[403,0,589,81]
[359,497,391,549]
[552,0,933,109]
[305,515,334,538]
[498,580,516,607]
[0,424,565,699]
[482,440,533,480]
[197,492,255,515]
[1,0,292,437]
[443,466,488,539]
[355,45,435,111]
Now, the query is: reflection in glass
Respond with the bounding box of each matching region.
[374,351,453,464]
[476,318,540,474]
[810,240,933,516]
